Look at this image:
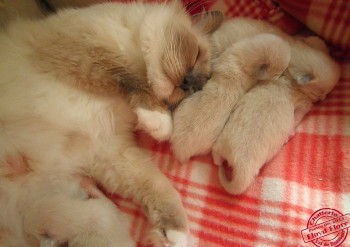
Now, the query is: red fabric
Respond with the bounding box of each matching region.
[107,0,350,246]
[277,0,350,57]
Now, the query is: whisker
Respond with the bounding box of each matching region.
[185,0,214,14]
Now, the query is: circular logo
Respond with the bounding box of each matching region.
[306,208,348,247]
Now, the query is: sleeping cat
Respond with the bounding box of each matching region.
[171,33,291,162]
[212,36,340,194]
[170,17,339,162]
[0,0,223,141]
[0,1,223,246]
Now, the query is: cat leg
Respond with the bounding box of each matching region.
[130,91,173,142]
[91,141,187,247]
[135,107,173,142]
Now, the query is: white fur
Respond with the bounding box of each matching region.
[166,230,187,247]
[0,2,197,246]
[136,108,173,141]
[40,237,59,247]
[212,78,297,194]
[171,18,340,194]
[171,33,290,162]
[211,36,340,195]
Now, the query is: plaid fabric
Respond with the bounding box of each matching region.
[106,0,350,246]
[277,0,350,57]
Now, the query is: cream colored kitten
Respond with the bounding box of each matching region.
[212,37,340,194]
[0,158,132,247]
[170,17,339,162]
[0,2,223,246]
[171,33,291,162]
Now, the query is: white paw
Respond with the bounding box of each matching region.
[136,108,173,141]
[40,237,59,247]
[166,230,187,247]
[145,229,187,247]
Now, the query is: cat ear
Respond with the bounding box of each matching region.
[191,11,224,34]
[287,67,315,86]
[293,73,315,86]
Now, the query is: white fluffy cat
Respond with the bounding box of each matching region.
[0,1,223,246]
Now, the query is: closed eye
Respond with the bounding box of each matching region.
[196,48,200,62]
[190,47,200,70]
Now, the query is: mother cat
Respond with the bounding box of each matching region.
[0,1,222,246]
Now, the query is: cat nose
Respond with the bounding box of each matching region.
[180,78,191,91]
[181,73,201,92]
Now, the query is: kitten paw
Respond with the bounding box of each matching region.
[212,152,251,195]
[136,108,173,141]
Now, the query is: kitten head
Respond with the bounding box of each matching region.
[286,37,341,101]
[140,2,223,107]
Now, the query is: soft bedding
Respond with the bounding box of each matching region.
[108,0,350,246]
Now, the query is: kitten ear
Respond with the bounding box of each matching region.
[287,67,315,86]
[191,11,224,34]
[288,67,329,100]
[293,73,315,86]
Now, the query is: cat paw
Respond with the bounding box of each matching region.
[143,192,188,247]
[145,229,187,247]
[135,108,173,141]
[40,237,60,247]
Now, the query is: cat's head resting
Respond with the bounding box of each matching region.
[140,2,223,107]
[287,37,340,101]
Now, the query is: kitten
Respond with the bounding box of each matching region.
[170,17,339,162]
[212,37,341,194]
[171,33,291,162]
[0,1,222,246]
[1,156,132,247]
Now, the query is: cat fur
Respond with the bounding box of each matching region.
[171,32,291,162]
[212,36,341,194]
[0,1,223,246]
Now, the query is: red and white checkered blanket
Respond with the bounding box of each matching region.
[108,0,350,246]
